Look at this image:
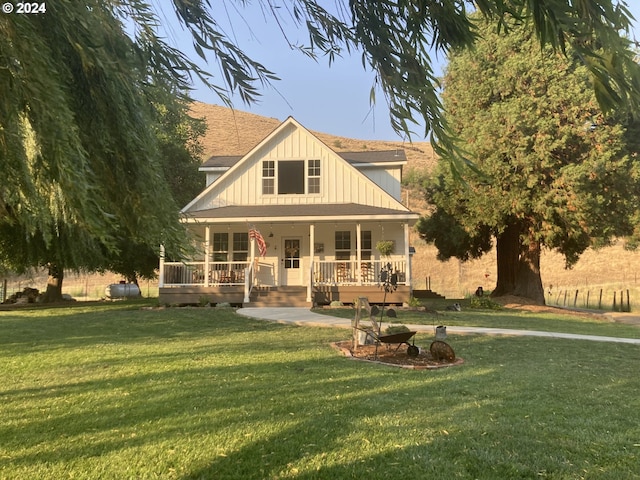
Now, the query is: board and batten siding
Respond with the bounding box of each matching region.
[189,122,406,212]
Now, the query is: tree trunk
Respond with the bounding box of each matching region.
[492,222,545,305]
[513,235,545,304]
[42,264,64,303]
[492,223,520,297]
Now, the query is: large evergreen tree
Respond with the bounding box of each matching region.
[417,14,640,304]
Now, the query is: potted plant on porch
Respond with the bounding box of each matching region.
[375,240,395,257]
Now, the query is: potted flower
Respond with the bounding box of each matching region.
[376,240,395,257]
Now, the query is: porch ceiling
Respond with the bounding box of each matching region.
[181,203,419,224]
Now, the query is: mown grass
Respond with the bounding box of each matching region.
[315,298,640,339]
[1,300,640,479]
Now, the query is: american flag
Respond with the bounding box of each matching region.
[249,227,267,257]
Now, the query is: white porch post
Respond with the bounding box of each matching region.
[307,224,315,302]
[356,223,362,285]
[404,222,411,289]
[245,230,257,304]
[204,226,210,287]
[159,244,165,287]
[250,231,256,261]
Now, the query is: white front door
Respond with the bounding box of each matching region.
[282,238,302,286]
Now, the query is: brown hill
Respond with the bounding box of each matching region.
[189,101,436,170]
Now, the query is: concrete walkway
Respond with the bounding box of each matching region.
[237,307,640,345]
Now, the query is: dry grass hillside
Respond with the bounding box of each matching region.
[3,103,639,308]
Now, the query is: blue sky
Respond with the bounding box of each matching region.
[164,3,640,142]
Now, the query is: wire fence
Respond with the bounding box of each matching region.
[1,273,159,303]
[547,287,634,312]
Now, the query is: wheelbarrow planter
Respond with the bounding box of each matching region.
[377,330,419,356]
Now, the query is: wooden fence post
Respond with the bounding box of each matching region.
[574,290,579,307]
[598,289,603,309]
[586,290,590,309]
[613,291,617,312]
[626,289,631,312]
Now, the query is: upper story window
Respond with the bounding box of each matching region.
[262,159,321,195]
[278,160,305,194]
[262,161,275,195]
[308,159,321,194]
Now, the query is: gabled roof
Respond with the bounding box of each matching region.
[182,116,413,215]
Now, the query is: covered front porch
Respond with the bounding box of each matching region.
[159,212,416,306]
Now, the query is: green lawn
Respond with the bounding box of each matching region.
[1,301,639,479]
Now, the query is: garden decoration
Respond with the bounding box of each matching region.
[374,263,419,358]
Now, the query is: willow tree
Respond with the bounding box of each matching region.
[417,14,640,304]
[0,3,194,299]
[1,1,640,300]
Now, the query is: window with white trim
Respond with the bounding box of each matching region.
[361,231,372,260]
[262,160,274,194]
[335,231,351,260]
[233,233,248,262]
[308,159,320,194]
[213,233,228,262]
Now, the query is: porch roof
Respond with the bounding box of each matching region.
[181,203,419,224]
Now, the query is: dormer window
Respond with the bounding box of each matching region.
[262,159,321,195]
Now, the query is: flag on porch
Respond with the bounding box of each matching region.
[249,227,267,257]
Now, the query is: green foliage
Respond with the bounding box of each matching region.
[0,3,188,277]
[384,324,411,335]
[469,296,503,310]
[417,14,640,301]
[401,166,430,189]
[407,296,422,308]
[375,240,395,256]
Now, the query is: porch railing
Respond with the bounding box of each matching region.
[163,259,407,288]
[313,260,406,285]
[163,261,250,286]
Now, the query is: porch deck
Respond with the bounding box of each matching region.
[159,259,410,306]
[158,285,410,306]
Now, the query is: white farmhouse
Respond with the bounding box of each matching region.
[158,117,419,306]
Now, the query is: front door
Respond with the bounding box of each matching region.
[282,238,302,286]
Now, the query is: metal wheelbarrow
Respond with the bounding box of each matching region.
[376,330,419,357]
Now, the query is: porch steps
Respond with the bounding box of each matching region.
[412,289,446,300]
[247,286,310,307]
